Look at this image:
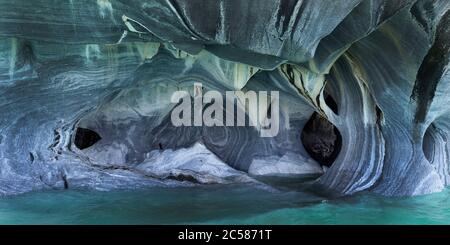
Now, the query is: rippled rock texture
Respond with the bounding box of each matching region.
[0,0,449,196]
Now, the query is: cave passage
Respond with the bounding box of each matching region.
[301,112,342,167]
[325,94,339,115]
[74,127,102,150]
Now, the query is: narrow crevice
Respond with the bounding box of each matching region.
[323,78,339,115]
[423,123,437,163]
[324,93,339,115]
[61,173,69,189]
[29,152,35,163]
[375,105,384,127]
[165,174,200,184]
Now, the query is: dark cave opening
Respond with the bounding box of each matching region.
[423,123,436,163]
[323,81,339,115]
[301,112,342,167]
[324,94,339,115]
[74,127,102,150]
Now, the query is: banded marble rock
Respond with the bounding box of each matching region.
[0,0,449,196]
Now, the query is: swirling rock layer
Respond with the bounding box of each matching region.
[0,0,449,196]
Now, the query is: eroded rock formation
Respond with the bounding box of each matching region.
[0,0,449,196]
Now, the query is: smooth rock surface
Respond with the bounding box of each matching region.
[0,0,449,197]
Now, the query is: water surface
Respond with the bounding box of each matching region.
[0,185,449,224]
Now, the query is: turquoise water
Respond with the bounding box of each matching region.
[0,185,449,224]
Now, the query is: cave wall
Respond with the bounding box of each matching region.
[0,0,449,196]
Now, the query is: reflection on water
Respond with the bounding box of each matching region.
[0,184,449,224]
